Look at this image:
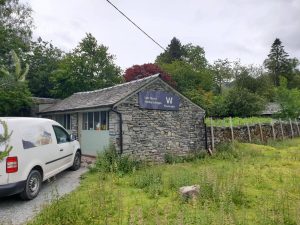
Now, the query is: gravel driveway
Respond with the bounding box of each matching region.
[0,167,88,225]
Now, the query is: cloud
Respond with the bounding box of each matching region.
[24,0,300,69]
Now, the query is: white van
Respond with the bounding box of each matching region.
[0,117,81,200]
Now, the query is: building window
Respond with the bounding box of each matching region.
[82,111,108,131]
[94,112,100,130]
[101,111,107,130]
[55,114,71,130]
[88,112,93,130]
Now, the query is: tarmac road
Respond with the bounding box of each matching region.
[0,167,88,225]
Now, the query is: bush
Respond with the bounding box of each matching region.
[208,95,228,117]
[92,144,142,175]
[276,77,300,118]
[224,88,266,117]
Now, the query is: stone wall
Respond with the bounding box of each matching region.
[70,113,78,137]
[109,79,206,162]
[207,121,300,148]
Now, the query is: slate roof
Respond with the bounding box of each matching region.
[31,97,60,104]
[40,74,161,113]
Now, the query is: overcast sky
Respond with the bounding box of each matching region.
[24,0,300,70]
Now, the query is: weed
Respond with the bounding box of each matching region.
[92,143,142,175]
[132,169,163,198]
[164,151,207,164]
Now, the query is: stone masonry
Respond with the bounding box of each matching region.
[109,79,206,162]
[207,121,300,148]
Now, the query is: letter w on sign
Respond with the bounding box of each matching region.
[166,97,173,104]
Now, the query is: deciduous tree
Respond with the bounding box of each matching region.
[123,63,175,86]
[211,59,233,94]
[26,38,63,97]
[50,33,122,98]
[182,43,207,70]
[160,60,213,94]
[0,0,33,65]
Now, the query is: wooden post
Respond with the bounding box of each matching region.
[247,123,251,142]
[279,118,284,140]
[229,117,234,143]
[259,123,263,142]
[271,122,276,140]
[289,118,294,139]
[295,118,300,137]
[210,117,214,151]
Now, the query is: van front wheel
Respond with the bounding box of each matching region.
[20,170,42,200]
[70,151,81,171]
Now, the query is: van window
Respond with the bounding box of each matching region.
[22,126,53,149]
[53,126,70,144]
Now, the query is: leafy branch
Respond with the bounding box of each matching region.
[0,120,13,161]
[0,50,29,87]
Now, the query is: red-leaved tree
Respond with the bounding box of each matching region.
[123,63,176,87]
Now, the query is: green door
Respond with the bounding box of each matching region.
[80,130,110,156]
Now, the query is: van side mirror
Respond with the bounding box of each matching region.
[70,134,76,141]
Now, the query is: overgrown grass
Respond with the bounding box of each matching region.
[205,116,274,127]
[29,138,300,225]
[89,143,143,176]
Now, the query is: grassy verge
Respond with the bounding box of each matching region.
[29,139,300,225]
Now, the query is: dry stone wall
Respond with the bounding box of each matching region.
[207,121,300,148]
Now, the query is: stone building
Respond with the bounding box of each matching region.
[39,74,206,161]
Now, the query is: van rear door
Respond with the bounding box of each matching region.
[0,160,8,185]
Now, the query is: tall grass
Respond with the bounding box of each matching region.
[29,138,300,225]
[90,143,143,176]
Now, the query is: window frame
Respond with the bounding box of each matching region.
[82,111,109,131]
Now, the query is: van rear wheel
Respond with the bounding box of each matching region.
[70,151,81,171]
[20,170,42,200]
